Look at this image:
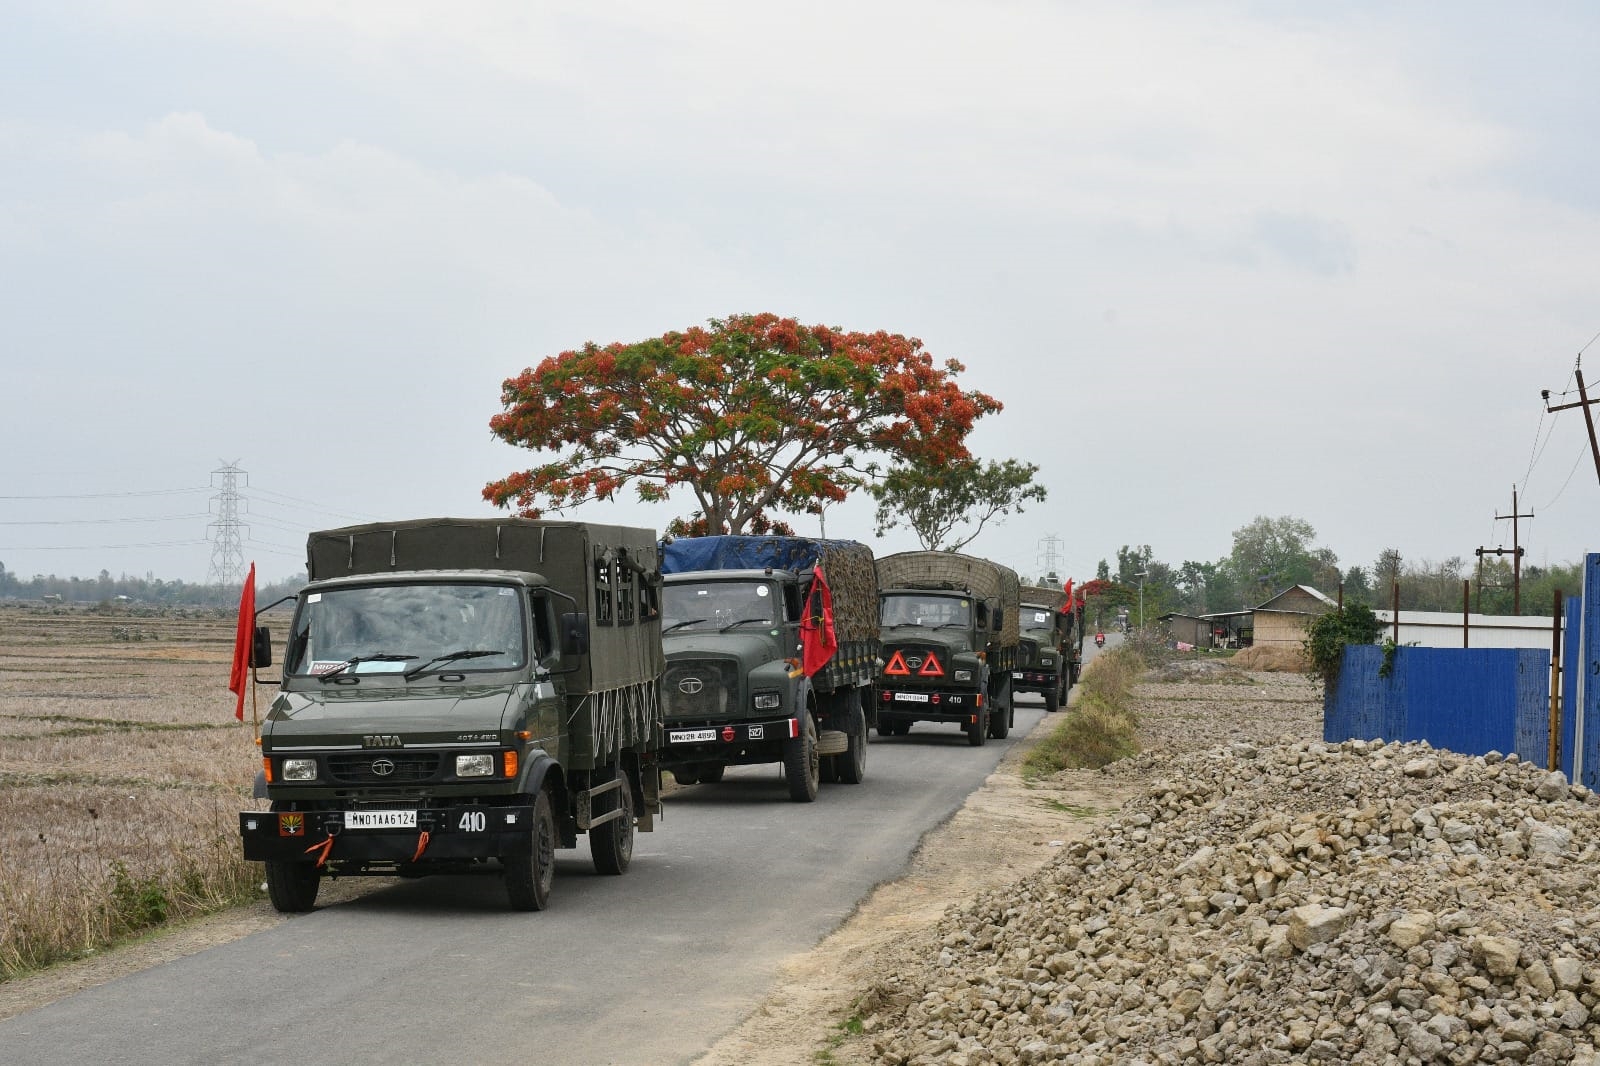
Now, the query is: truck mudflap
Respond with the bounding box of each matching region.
[240,803,535,865]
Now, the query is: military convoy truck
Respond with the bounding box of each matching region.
[657,536,880,802]
[238,518,664,912]
[874,551,1021,746]
[1014,584,1084,713]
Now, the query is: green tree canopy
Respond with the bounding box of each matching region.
[868,457,1045,552]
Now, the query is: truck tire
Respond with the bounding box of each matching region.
[506,789,556,911]
[1045,685,1059,713]
[893,720,911,736]
[264,860,319,913]
[589,765,634,876]
[672,766,700,786]
[784,713,820,803]
[834,700,868,785]
[988,702,1011,739]
[696,762,725,783]
[966,711,987,747]
[877,717,898,739]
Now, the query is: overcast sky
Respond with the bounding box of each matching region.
[3,1,1598,591]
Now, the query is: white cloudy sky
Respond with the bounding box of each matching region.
[3,1,1597,589]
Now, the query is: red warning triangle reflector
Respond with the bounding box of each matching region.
[884,650,911,676]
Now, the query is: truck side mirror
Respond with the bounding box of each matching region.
[561,611,590,656]
[252,625,273,668]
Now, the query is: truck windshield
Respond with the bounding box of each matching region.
[662,581,778,632]
[284,583,527,677]
[879,593,971,629]
[1021,609,1057,634]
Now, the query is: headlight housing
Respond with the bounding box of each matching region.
[456,753,496,777]
[282,758,318,781]
[753,691,782,711]
[954,669,973,682]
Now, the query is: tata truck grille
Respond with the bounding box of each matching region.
[327,752,442,784]
[664,661,740,719]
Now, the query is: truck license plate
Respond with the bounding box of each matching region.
[893,692,929,703]
[670,729,717,743]
[1012,671,1025,680]
[344,810,418,830]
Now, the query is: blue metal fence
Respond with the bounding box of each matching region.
[1324,553,1600,788]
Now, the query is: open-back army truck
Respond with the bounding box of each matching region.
[874,551,1021,746]
[1014,584,1084,713]
[657,536,879,802]
[239,518,664,912]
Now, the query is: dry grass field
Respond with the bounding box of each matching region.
[0,602,284,978]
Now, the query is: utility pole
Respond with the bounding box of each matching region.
[1543,363,1600,488]
[1493,485,1533,613]
[1474,545,1519,613]
[206,460,249,586]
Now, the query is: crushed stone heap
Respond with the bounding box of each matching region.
[867,739,1600,1066]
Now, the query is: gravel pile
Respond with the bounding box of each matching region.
[866,738,1600,1065]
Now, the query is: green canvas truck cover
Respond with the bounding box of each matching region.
[875,551,1021,647]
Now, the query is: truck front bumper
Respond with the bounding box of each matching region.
[1011,668,1059,692]
[657,716,798,766]
[240,802,534,866]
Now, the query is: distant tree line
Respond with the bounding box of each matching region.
[1082,515,1582,623]
[0,561,305,609]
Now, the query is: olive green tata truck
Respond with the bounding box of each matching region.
[238,518,663,912]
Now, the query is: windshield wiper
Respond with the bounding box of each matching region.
[403,649,501,680]
[934,622,969,630]
[720,618,773,632]
[316,653,418,682]
[662,619,707,633]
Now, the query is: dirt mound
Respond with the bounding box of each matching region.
[1232,644,1309,672]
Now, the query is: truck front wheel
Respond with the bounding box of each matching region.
[784,713,820,803]
[264,860,319,913]
[589,765,634,876]
[966,711,987,747]
[1045,684,1059,713]
[506,789,557,911]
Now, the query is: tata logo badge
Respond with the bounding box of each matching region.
[371,758,396,777]
[678,677,704,695]
[907,656,924,670]
[278,813,305,837]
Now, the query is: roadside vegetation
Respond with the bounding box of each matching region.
[1023,646,1145,776]
[0,606,264,979]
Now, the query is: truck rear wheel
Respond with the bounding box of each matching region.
[506,789,556,911]
[834,700,867,785]
[264,860,319,913]
[672,766,700,786]
[696,762,725,783]
[589,765,634,876]
[784,713,820,803]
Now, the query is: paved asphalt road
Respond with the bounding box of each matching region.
[0,699,1058,1065]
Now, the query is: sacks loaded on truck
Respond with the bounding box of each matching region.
[1015,582,1084,713]
[875,551,1021,746]
[238,518,664,912]
[657,535,880,802]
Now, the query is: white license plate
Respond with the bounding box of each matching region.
[344,809,418,830]
[670,729,718,743]
[1012,672,1026,679]
[893,692,929,703]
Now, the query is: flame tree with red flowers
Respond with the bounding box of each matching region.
[484,314,1003,535]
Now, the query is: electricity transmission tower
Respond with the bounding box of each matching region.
[206,460,250,586]
[1037,533,1063,584]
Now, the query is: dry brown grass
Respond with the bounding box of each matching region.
[0,605,270,978]
[1231,644,1310,672]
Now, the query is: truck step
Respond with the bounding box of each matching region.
[815,729,849,756]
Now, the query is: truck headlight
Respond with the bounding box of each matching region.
[753,691,782,711]
[282,758,318,781]
[456,753,496,777]
[954,669,972,682]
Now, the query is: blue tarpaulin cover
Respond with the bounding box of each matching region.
[660,535,863,575]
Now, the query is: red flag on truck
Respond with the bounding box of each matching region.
[800,566,838,677]
[1061,578,1074,611]
[229,562,256,721]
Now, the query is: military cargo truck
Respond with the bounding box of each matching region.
[1015,584,1084,713]
[657,536,879,802]
[875,552,1020,746]
[238,518,663,912]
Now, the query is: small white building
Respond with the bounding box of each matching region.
[1373,610,1554,650]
